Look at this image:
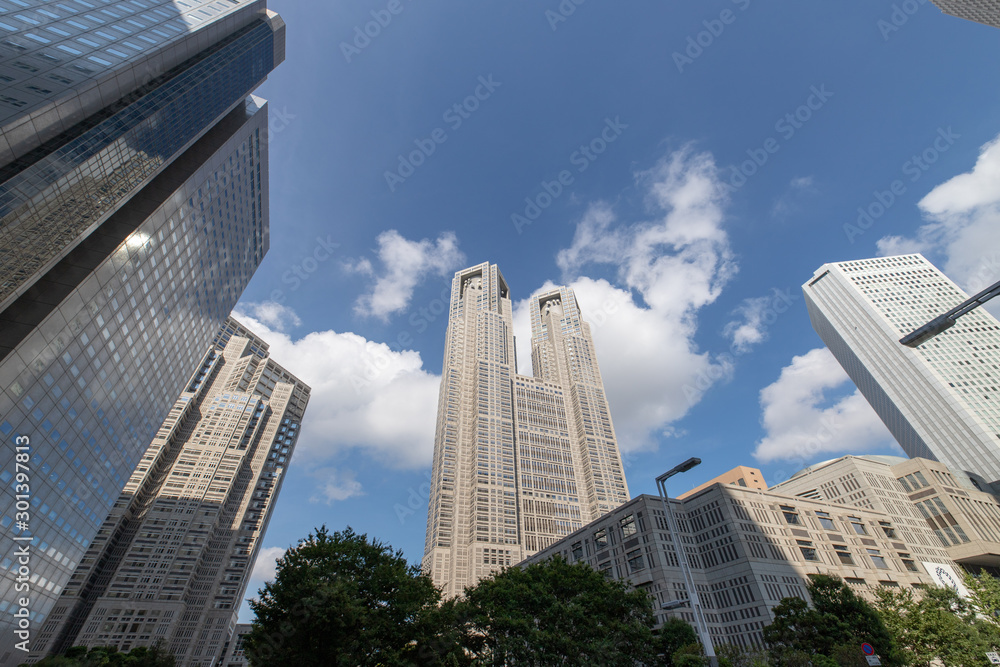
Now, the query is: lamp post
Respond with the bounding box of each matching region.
[656,457,717,667]
[900,278,1000,347]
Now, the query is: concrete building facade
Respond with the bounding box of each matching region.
[678,466,767,500]
[0,3,284,660]
[27,320,309,666]
[803,254,1000,492]
[773,455,1000,573]
[526,457,976,648]
[423,263,629,597]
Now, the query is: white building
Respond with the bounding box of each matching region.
[803,254,1000,492]
[423,263,629,597]
[931,0,1000,29]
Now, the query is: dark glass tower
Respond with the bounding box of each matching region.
[0,2,284,661]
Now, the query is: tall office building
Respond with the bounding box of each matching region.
[423,263,629,597]
[803,254,1000,492]
[930,0,1000,29]
[30,319,309,666]
[0,3,284,661]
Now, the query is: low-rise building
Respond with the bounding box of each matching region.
[524,459,970,648]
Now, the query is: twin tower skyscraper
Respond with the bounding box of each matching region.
[423,263,630,597]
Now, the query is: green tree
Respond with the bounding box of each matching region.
[874,584,993,667]
[461,555,658,666]
[965,570,1000,642]
[762,596,852,659]
[656,617,699,667]
[22,642,174,667]
[244,525,451,667]
[806,575,902,667]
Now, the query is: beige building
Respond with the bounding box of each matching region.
[423,263,629,597]
[679,466,767,499]
[30,319,309,666]
[773,455,1000,573]
[525,456,982,648]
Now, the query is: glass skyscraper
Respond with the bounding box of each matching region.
[803,254,1000,494]
[423,263,630,598]
[0,2,284,661]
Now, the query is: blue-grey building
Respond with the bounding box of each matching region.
[0,2,284,662]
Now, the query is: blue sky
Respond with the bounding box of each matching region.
[232,0,1000,616]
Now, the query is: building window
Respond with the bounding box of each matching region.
[899,553,918,572]
[781,506,800,525]
[599,561,612,578]
[879,521,897,539]
[627,549,645,573]
[868,549,889,570]
[797,540,818,562]
[571,542,583,560]
[594,528,608,549]
[849,517,868,535]
[815,511,835,531]
[620,515,637,537]
[833,544,854,566]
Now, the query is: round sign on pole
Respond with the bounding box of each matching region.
[862,643,875,656]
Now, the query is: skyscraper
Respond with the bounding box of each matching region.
[423,263,629,597]
[803,254,1000,493]
[930,0,1000,29]
[0,3,284,660]
[30,318,308,666]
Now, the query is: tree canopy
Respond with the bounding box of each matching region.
[244,525,447,667]
[461,555,659,666]
[22,642,174,667]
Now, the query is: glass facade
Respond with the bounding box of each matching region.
[0,96,270,662]
[0,14,276,311]
[30,320,308,666]
[0,0,285,658]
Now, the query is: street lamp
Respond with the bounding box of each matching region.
[656,457,718,667]
[900,278,1000,347]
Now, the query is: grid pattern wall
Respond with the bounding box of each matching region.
[424,264,631,598]
[0,17,275,310]
[0,0,263,135]
[527,486,959,650]
[931,0,1000,28]
[803,254,1000,490]
[513,377,583,553]
[0,98,268,662]
[32,329,308,665]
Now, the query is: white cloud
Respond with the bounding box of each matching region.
[877,132,1000,295]
[723,295,773,354]
[544,146,737,451]
[309,467,364,504]
[237,301,302,331]
[351,230,464,321]
[249,546,285,583]
[771,175,817,218]
[230,309,441,469]
[753,347,895,463]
